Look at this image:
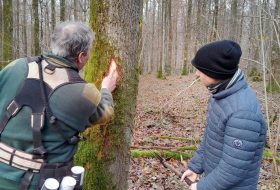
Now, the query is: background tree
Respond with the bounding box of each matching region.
[74,0,142,189]
[2,0,12,68]
[182,0,192,75]
[60,0,65,21]
[0,0,2,64]
[32,0,40,55]
[51,0,56,30]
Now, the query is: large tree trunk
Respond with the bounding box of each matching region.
[32,0,40,55]
[2,0,12,67]
[75,0,141,189]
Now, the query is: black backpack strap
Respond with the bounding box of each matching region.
[19,170,34,190]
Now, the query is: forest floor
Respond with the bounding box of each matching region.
[128,74,280,190]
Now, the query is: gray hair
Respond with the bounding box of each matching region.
[50,22,94,62]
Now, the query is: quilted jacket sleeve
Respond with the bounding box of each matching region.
[197,111,265,190]
[187,134,206,174]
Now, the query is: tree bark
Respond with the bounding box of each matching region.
[33,0,40,55]
[75,0,141,189]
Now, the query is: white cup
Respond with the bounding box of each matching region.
[59,176,76,190]
[41,178,59,190]
[71,166,85,186]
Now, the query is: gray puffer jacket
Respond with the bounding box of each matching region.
[188,79,266,190]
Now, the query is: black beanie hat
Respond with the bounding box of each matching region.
[191,40,242,80]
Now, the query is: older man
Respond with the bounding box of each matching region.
[0,22,117,189]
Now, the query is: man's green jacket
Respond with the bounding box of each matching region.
[0,54,114,188]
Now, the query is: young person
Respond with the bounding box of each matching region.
[181,40,266,190]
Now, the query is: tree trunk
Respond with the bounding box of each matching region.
[182,0,192,75]
[2,0,12,67]
[239,0,246,42]
[15,0,20,57]
[75,0,141,189]
[151,0,156,73]
[0,0,2,63]
[211,0,219,41]
[165,0,172,75]
[229,0,238,41]
[60,0,65,21]
[33,0,40,55]
[271,0,280,80]
[51,0,56,30]
[160,0,166,78]
[23,0,28,56]
[157,0,163,75]
[195,0,202,51]
[74,0,79,21]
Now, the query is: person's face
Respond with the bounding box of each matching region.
[195,69,219,87]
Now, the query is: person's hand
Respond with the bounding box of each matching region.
[180,169,198,186]
[101,59,118,92]
[190,183,197,190]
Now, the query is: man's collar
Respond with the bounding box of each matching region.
[42,52,78,71]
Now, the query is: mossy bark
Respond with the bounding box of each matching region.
[74,1,142,190]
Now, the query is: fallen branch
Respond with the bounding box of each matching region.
[131,145,197,151]
[159,136,201,143]
[131,149,192,160]
[154,152,195,186]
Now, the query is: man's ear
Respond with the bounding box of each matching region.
[77,52,84,64]
[76,52,87,70]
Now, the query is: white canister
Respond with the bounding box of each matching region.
[41,178,59,190]
[59,176,76,190]
[71,166,85,186]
